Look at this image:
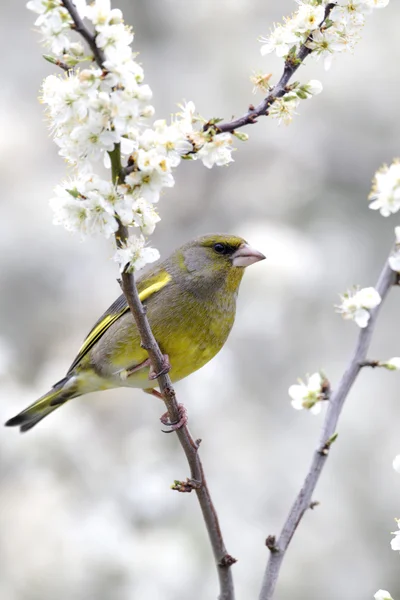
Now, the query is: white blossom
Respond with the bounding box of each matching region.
[288,372,325,414]
[291,3,325,34]
[131,198,161,234]
[27,0,87,54]
[369,161,400,216]
[196,133,234,169]
[374,591,394,600]
[260,25,299,58]
[304,79,323,96]
[269,97,299,125]
[392,455,400,473]
[382,358,400,371]
[151,120,194,167]
[125,163,175,204]
[337,287,381,328]
[113,235,160,273]
[96,23,134,58]
[391,519,400,552]
[306,28,349,71]
[85,0,123,28]
[176,101,199,133]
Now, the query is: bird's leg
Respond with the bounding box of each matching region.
[144,388,164,400]
[121,358,151,379]
[121,354,170,381]
[148,354,171,380]
[143,388,188,433]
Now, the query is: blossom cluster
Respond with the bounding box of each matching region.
[268,79,323,125]
[27,0,235,271]
[260,0,390,71]
[288,372,327,414]
[336,286,381,328]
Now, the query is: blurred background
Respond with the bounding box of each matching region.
[1,1,400,599]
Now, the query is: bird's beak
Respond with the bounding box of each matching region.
[232,243,266,268]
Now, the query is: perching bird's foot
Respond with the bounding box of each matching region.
[160,403,188,433]
[149,354,171,380]
[122,358,151,379]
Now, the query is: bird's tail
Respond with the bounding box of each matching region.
[5,376,79,433]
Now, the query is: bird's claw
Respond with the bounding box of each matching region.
[160,403,187,433]
[149,354,171,380]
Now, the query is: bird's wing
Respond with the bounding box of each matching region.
[67,270,172,372]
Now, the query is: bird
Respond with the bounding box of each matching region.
[5,234,265,433]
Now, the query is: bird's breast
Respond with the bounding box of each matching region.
[157,297,236,383]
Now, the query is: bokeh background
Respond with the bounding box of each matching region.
[1,1,400,599]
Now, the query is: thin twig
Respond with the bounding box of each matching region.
[43,54,72,72]
[213,3,336,134]
[59,5,236,597]
[117,229,236,600]
[258,256,397,600]
[114,168,236,600]
[61,0,106,67]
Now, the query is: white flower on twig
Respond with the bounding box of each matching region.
[336,287,381,328]
[113,234,160,273]
[381,358,400,371]
[289,372,327,415]
[369,161,400,217]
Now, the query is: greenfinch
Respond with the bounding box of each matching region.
[5,234,265,432]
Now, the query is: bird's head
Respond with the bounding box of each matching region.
[171,234,266,295]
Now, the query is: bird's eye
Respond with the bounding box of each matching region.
[213,243,227,255]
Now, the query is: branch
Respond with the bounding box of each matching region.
[61,0,106,67]
[58,4,236,598]
[258,254,397,600]
[213,3,336,134]
[114,167,236,600]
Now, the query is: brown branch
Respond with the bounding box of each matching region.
[58,4,236,598]
[258,254,397,600]
[359,359,380,368]
[213,3,336,134]
[61,0,106,67]
[115,205,236,600]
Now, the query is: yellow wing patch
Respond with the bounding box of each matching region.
[69,272,172,371]
[138,273,172,302]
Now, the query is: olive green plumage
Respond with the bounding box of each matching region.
[5,234,265,432]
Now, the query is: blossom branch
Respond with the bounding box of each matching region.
[56,4,236,597]
[259,253,397,600]
[213,3,336,134]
